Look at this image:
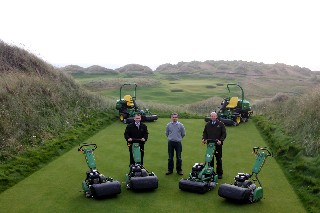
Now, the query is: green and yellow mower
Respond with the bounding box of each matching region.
[78,143,121,198]
[205,83,253,126]
[218,147,272,203]
[179,139,218,193]
[116,83,158,124]
[125,140,158,191]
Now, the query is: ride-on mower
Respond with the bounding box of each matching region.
[205,83,253,126]
[78,143,121,198]
[125,140,158,191]
[218,147,272,203]
[179,139,218,193]
[116,83,158,124]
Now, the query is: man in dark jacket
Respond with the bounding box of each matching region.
[202,112,227,179]
[124,114,149,166]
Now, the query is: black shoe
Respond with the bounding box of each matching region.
[177,171,183,176]
[166,171,173,175]
[218,174,223,179]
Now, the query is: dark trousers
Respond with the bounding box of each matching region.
[129,143,144,165]
[168,141,182,172]
[210,145,223,175]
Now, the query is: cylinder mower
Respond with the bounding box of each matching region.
[179,139,218,193]
[125,140,158,191]
[205,83,253,126]
[115,83,158,124]
[78,143,121,198]
[218,146,272,203]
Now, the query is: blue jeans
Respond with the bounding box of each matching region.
[168,141,182,172]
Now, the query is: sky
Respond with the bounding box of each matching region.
[1,0,319,71]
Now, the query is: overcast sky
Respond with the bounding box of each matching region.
[1,0,319,71]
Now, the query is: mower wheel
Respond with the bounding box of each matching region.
[145,115,158,122]
[119,113,127,123]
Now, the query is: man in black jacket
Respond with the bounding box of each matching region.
[202,112,227,179]
[124,114,149,166]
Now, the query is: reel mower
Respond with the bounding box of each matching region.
[179,139,218,193]
[205,83,253,126]
[218,146,272,203]
[116,83,158,124]
[78,143,121,198]
[126,140,158,191]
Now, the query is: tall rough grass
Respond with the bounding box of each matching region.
[254,89,320,212]
[254,89,320,156]
[0,40,110,162]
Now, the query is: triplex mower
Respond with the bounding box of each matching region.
[116,83,158,124]
[179,139,218,193]
[218,146,272,203]
[125,140,158,191]
[205,83,253,126]
[78,143,121,198]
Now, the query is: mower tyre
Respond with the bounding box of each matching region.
[144,115,158,122]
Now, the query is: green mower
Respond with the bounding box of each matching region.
[125,140,158,191]
[179,139,218,193]
[78,143,121,198]
[205,83,253,126]
[116,83,158,124]
[218,146,272,203]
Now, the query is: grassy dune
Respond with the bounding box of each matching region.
[0,119,306,213]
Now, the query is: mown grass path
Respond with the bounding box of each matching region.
[0,119,306,213]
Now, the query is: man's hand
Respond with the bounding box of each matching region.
[217,140,222,145]
[128,138,132,142]
[141,138,145,142]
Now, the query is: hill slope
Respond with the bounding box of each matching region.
[0,40,109,162]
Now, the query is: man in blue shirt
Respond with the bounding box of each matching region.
[165,113,186,175]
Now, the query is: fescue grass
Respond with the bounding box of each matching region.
[0,40,111,162]
[0,110,117,193]
[0,119,307,213]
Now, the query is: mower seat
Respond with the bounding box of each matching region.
[226,97,238,109]
[124,95,134,108]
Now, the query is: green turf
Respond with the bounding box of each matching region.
[0,119,306,213]
[84,78,230,105]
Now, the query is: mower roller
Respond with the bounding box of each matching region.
[116,83,158,124]
[125,140,158,191]
[78,143,121,198]
[179,139,218,193]
[218,146,272,203]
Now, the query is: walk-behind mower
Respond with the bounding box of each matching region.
[125,140,158,191]
[78,143,121,198]
[179,139,218,193]
[205,83,253,126]
[116,83,158,124]
[218,147,272,203]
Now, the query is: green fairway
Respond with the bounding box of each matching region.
[76,76,231,105]
[0,119,306,213]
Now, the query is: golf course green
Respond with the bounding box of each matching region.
[0,119,306,213]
